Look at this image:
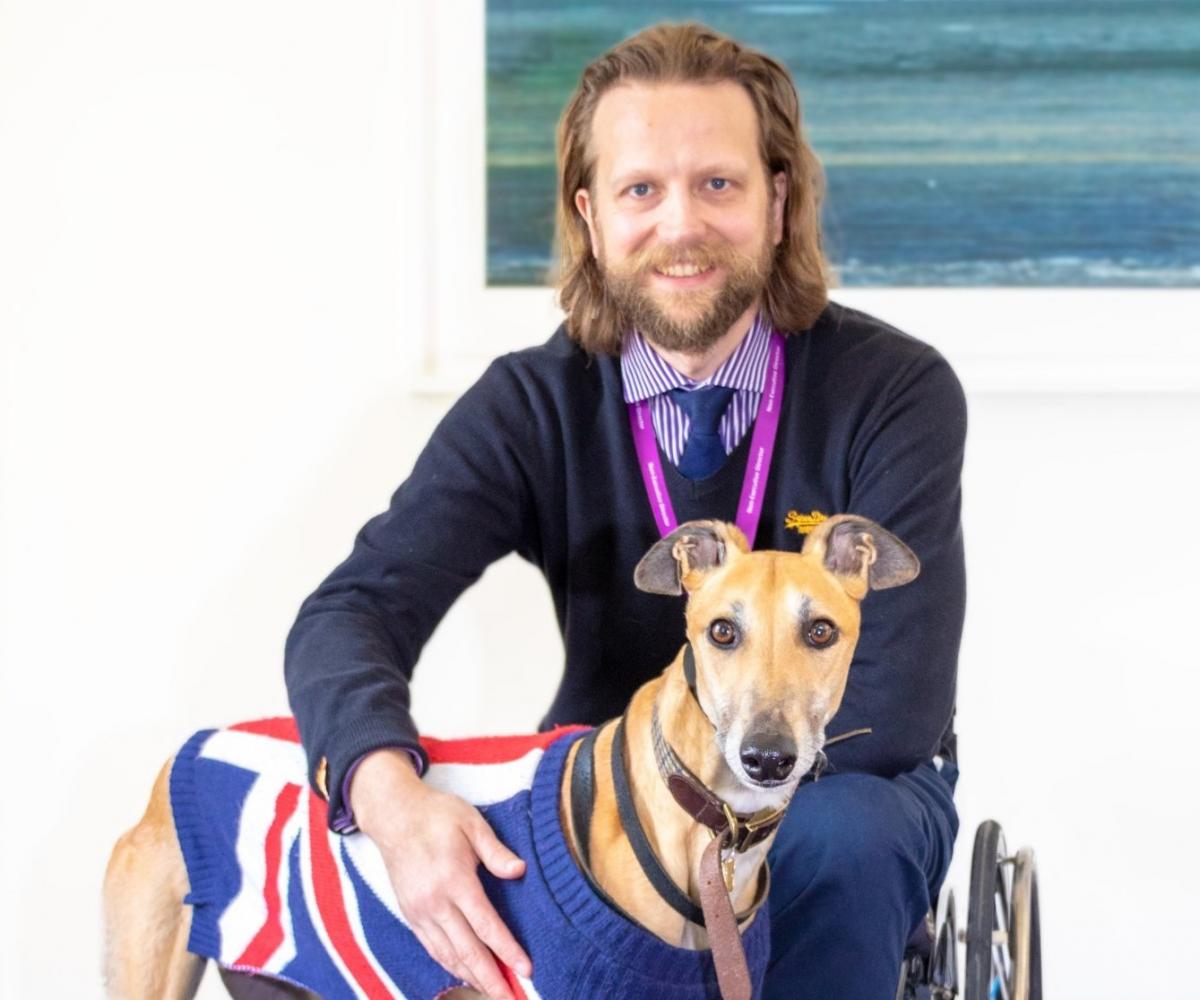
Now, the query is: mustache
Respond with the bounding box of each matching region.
[624,242,741,275]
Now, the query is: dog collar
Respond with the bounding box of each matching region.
[651,699,786,855]
[567,720,768,929]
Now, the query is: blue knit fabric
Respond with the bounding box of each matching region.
[170,724,771,999]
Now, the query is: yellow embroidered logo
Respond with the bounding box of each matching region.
[785,510,828,535]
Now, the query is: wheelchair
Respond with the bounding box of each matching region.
[896,819,1042,1000]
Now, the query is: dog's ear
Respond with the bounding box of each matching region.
[802,514,920,599]
[634,520,750,596]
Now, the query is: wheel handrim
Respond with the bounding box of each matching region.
[1009,848,1037,1000]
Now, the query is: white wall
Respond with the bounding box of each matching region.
[2,3,1198,998]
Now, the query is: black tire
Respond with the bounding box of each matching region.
[965,820,1011,1000]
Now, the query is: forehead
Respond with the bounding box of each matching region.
[688,551,860,623]
[588,80,762,179]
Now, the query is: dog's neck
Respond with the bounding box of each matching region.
[561,649,786,948]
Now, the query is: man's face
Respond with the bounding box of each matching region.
[574,81,786,354]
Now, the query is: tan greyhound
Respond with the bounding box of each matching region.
[104,514,918,999]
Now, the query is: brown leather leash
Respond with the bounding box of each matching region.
[654,700,783,1000]
[569,717,772,1000]
[699,833,753,1000]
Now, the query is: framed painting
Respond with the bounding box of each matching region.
[414,0,1200,393]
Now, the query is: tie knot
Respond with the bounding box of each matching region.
[669,385,736,437]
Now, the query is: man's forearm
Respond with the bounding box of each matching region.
[285,601,430,827]
[284,356,535,831]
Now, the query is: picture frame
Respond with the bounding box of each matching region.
[413,0,1200,396]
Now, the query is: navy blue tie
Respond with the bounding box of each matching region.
[669,385,736,480]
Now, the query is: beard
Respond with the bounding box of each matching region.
[599,225,775,355]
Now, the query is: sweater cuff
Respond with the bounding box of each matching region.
[316,714,430,834]
[331,746,426,833]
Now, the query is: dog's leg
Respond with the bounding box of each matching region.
[103,758,205,999]
[219,968,322,999]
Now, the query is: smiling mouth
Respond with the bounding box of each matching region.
[654,263,714,279]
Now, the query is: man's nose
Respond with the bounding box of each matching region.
[655,186,705,244]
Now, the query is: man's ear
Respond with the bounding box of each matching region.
[574,188,599,257]
[634,520,750,596]
[770,170,787,245]
[801,514,920,599]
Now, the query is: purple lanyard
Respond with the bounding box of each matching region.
[627,331,786,546]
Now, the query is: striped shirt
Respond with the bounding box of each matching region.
[619,313,773,466]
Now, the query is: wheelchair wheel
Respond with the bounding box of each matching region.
[964,821,1042,1000]
[931,888,960,998]
[1010,848,1042,1000]
[894,890,960,1000]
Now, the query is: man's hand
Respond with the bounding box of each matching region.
[348,749,533,1000]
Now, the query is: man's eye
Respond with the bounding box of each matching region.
[805,619,838,648]
[708,619,740,648]
[709,177,728,191]
[629,182,651,197]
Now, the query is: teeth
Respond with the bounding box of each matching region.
[656,263,710,278]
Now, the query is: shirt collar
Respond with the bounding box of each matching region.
[619,312,773,404]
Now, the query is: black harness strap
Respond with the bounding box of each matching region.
[611,716,708,926]
[567,725,645,927]
[568,718,769,931]
[569,726,599,868]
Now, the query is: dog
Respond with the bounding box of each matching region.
[104,514,918,1000]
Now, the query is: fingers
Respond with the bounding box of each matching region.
[412,921,478,993]
[470,816,527,882]
[367,790,531,997]
[441,904,518,1000]
[459,884,532,980]
[413,888,530,999]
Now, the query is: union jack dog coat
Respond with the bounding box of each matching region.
[170,718,772,999]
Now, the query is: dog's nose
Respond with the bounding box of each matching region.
[739,732,797,783]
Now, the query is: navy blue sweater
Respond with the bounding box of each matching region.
[284,302,967,825]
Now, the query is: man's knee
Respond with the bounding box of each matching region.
[766,770,955,922]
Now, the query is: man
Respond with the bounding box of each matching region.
[286,23,965,1000]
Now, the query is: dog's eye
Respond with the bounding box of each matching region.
[805,619,838,648]
[708,619,739,647]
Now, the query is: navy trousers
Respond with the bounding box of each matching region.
[762,760,959,1000]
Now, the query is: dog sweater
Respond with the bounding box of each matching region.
[170,718,771,1000]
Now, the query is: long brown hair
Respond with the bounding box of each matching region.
[553,22,832,355]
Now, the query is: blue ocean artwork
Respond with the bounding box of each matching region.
[486,0,1199,287]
